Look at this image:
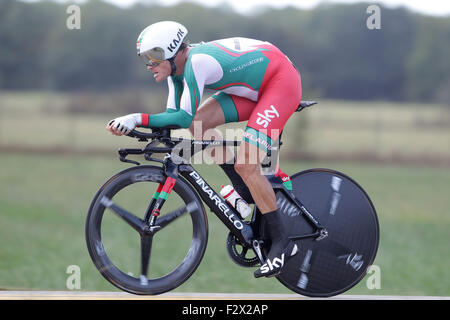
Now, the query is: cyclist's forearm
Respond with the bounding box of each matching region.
[141,110,194,129]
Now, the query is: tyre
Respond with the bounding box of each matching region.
[273,168,380,297]
[85,165,208,295]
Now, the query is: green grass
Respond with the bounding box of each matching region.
[1,92,450,161]
[0,91,449,296]
[0,152,449,296]
[283,99,450,159]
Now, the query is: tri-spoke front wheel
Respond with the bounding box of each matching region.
[85,165,208,295]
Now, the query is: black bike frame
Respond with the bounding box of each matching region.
[178,162,254,246]
[119,129,327,249]
[119,136,257,247]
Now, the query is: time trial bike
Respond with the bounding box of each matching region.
[85,101,380,297]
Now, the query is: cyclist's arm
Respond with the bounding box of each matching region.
[140,75,193,128]
[141,55,208,129]
[166,75,183,112]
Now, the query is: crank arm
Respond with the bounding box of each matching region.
[252,240,265,264]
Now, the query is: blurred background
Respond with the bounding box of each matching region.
[0,0,449,296]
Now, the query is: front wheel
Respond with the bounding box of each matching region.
[85,165,208,295]
[274,168,380,297]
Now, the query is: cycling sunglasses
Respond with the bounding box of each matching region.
[139,51,164,67]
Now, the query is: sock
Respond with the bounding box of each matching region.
[275,166,292,191]
[219,163,254,204]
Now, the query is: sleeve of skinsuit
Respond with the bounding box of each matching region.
[141,75,190,128]
[142,55,207,129]
[166,75,183,111]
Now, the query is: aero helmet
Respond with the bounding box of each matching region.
[136,21,188,73]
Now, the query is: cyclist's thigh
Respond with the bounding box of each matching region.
[245,67,302,150]
[211,91,256,123]
[211,92,268,164]
[191,96,226,135]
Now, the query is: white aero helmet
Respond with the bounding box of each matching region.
[136,21,188,68]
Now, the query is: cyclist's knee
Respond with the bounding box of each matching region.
[189,117,209,137]
[188,120,199,137]
[235,143,262,178]
[189,97,225,136]
[234,161,259,179]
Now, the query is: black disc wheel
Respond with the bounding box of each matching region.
[85,165,208,295]
[273,168,379,297]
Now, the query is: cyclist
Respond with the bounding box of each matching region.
[107,21,302,278]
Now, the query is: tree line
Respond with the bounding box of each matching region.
[0,0,449,104]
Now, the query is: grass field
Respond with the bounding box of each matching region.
[0,91,449,296]
[0,152,449,296]
[1,91,449,163]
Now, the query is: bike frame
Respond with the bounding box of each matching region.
[119,128,328,252]
[87,101,379,297]
[180,162,254,246]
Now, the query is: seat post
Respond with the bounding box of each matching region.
[262,130,283,170]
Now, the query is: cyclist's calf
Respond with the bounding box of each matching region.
[235,141,277,213]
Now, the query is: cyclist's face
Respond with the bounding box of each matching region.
[147,60,171,82]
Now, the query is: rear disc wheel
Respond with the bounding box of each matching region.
[273,168,379,297]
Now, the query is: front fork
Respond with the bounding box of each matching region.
[144,176,177,227]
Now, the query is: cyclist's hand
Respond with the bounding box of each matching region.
[107,113,142,136]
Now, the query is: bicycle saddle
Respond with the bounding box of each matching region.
[296,101,318,112]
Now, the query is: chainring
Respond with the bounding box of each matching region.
[226,232,260,268]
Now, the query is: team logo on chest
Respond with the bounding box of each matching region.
[256,105,280,128]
